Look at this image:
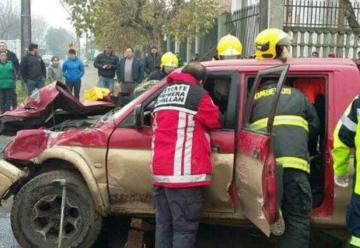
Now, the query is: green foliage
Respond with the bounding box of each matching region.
[63,0,219,51]
[166,0,219,41]
[62,0,98,37]
[45,28,75,59]
[16,81,27,104]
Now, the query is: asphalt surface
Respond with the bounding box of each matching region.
[0,136,19,247]
[0,66,349,247]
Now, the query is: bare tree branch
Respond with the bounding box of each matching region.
[341,0,360,35]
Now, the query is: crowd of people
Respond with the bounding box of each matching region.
[0,41,185,114]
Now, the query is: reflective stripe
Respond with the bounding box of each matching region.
[153,174,211,183]
[250,115,309,132]
[341,115,357,132]
[350,235,360,247]
[332,123,352,177]
[184,116,194,175]
[356,137,360,194]
[276,157,310,173]
[174,112,186,176]
[153,106,197,115]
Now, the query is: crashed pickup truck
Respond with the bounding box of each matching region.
[0,58,358,247]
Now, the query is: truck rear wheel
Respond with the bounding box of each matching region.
[11,170,102,248]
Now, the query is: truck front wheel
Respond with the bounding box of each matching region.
[11,170,102,248]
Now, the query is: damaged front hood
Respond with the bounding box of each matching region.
[3,127,109,161]
[0,82,114,136]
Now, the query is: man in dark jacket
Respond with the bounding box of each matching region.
[116,47,144,97]
[144,46,161,76]
[20,43,46,95]
[250,81,320,248]
[0,42,20,108]
[94,45,119,91]
[148,52,179,81]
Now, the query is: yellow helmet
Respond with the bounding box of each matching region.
[255,28,291,60]
[217,34,243,57]
[160,52,179,69]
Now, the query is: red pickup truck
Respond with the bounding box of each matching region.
[0,58,358,247]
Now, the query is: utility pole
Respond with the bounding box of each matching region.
[21,0,32,58]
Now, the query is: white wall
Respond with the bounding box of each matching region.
[231,0,259,12]
[231,0,242,12]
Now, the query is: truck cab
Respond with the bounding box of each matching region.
[0,58,359,247]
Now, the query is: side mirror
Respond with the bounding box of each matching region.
[135,104,144,129]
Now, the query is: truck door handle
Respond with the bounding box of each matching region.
[212,144,220,153]
[252,148,260,159]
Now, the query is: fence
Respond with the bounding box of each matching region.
[284,0,360,58]
[225,4,260,57]
[226,0,360,58]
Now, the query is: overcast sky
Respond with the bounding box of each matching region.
[31,0,73,31]
[11,0,74,31]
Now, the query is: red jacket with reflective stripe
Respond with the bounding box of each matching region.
[151,72,221,188]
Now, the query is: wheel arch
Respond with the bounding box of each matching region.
[31,147,110,216]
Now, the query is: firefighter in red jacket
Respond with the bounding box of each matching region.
[151,62,221,248]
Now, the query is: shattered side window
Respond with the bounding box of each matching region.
[120,111,136,127]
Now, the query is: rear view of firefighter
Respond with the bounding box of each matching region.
[151,62,221,248]
[252,28,320,248]
[216,34,242,60]
[332,97,360,248]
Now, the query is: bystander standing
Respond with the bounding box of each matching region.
[328,51,336,58]
[94,45,119,91]
[48,56,64,82]
[144,46,161,76]
[0,51,16,113]
[62,49,84,99]
[0,42,19,108]
[117,48,144,97]
[20,43,46,95]
[355,51,360,71]
[311,51,319,58]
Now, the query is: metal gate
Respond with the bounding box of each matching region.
[225,4,260,58]
[284,0,360,58]
[226,0,360,58]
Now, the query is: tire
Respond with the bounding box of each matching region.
[11,170,102,248]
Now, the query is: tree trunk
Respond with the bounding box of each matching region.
[341,0,360,35]
[337,0,346,56]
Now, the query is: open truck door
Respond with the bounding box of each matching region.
[235,64,289,236]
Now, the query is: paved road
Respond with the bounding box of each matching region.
[80,64,99,100]
[0,136,19,247]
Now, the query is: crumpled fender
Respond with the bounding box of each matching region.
[3,129,49,160]
[32,146,110,215]
[4,128,108,161]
